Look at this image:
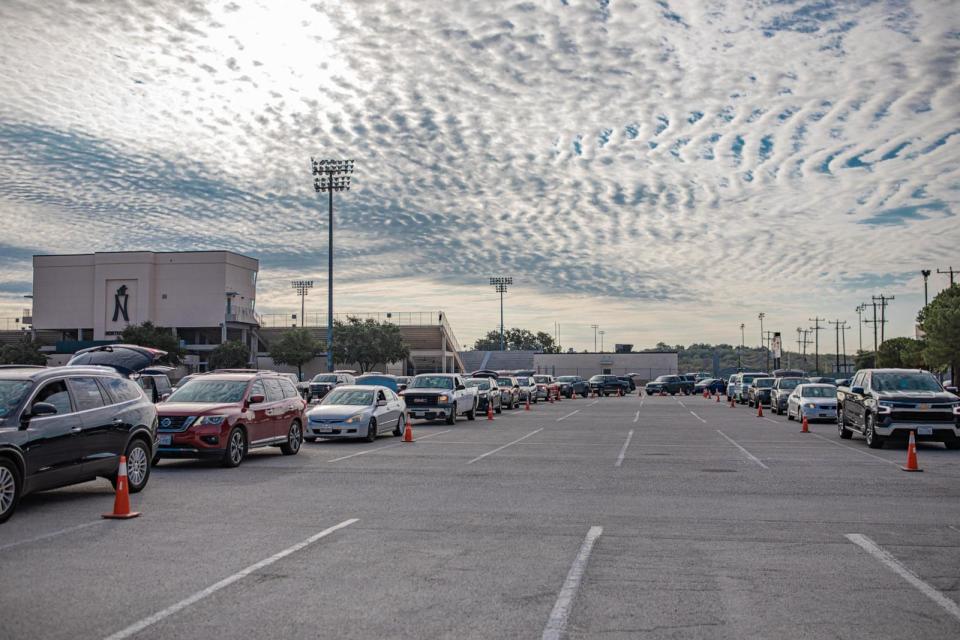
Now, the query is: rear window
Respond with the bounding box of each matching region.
[278,379,299,399]
[102,376,145,403]
[533,376,550,383]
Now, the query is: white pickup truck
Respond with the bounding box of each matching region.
[401,373,478,424]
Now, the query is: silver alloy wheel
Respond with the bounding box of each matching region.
[230,431,244,464]
[289,422,302,452]
[127,444,148,487]
[0,466,15,516]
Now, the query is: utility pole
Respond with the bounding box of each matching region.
[312,158,354,372]
[809,317,824,374]
[864,299,880,365]
[840,321,848,373]
[591,324,599,352]
[937,266,956,287]
[758,312,766,370]
[828,320,845,373]
[739,323,745,371]
[599,330,606,353]
[291,280,313,328]
[873,294,894,346]
[855,304,866,353]
[921,270,931,307]
[489,277,512,351]
[763,330,775,371]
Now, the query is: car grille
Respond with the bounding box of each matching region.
[403,393,442,406]
[890,410,954,423]
[158,415,197,432]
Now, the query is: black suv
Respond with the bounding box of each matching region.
[837,368,960,449]
[308,372,355,400]
[645,375,687,396]
[0,345,163,523]
[589,375,629,396]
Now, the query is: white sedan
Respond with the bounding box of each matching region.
[786,383,838,422]
[304,385,406,442]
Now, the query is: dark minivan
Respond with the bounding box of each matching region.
[0,344,163,523]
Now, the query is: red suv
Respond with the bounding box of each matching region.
[155,371,306,467]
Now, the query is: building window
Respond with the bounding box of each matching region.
[602,368,611,375]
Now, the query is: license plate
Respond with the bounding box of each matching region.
[917,427,933,436]
[317,427,333,434]
[158,434,172,446]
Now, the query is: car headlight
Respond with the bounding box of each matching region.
[952,404,960,416]
[438,395,449,403]
[878,400,894,408]
[195,415,226,426]
[805,403,816,409]
[345,414,365,424]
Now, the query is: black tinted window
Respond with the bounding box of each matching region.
[278,379,299,399]
[68,377,107,411]
[34,380,72,414]
[102,377,144,403]
[263,378,284,403]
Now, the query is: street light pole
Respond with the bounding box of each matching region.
[591,324,599,352]
[921,270,931,307]
[739,323,745,371]
[312,158,354,372]
[489,277,512,351]
[599,330,605,353]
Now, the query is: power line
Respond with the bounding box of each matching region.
[937,266,956,287]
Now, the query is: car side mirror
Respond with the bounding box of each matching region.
[851,387,865,396]
[456,384,465,391]
[160,393,171,402]
[22,402,58,427]
[248,394,266,405]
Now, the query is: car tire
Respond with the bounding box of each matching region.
[945,439,960,450]
[304,436,317,443]
[221,427,247,467]
[280,420,302,455]
[151,453,161,466]
[393,416,404,437]
[838,411,852,439]
[112,438,151,494]
[467,403,477,421]
[0,458,22,524]
[366,418,378,442]
[865,414,884,449]
[446,408,456,425]
[787,406,794,420]
[495,401,502,414]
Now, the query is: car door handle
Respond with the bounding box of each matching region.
[71,426,83,433]
[112,419,123,426]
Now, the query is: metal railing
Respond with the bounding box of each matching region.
[259,311,448,329]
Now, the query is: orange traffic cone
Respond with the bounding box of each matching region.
[801,416,809,433]
[715,393,720,403]
[549,392,554,404]
[487,403,494,421]
[525,395,531,410]
[729,397,735,408]
[618,387,623,397]
[556,389,561,402]
[756,403,763,418]
[402,418,415,443]
[103,456,141,520]
[902,431,922,472]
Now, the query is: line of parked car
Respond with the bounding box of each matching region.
[714,367,960,451]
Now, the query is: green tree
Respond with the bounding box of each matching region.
[920,285,960,380]
[877,337,925,368]
[208,341,250,370]
[473,330,503,351]
[120,321,184,365]
[472,328,561,352]
[268,328,319,381]
[0,337,47,365]
[853,350,876,370]
[333,317,410,373]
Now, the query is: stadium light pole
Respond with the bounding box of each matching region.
[489,277,512,351]
[590,324,599,352]
[921,269,931,307]
[599,330,606,353]
[291,280,313,328]
[312,158,354,372]
[739,323,745,371]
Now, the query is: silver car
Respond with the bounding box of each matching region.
[786,383,838,422]
[304,385,406,442]
[515,376,538,403]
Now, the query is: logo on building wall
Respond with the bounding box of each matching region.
[112,284,130,322]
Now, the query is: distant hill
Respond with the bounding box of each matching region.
[645,343,852,377]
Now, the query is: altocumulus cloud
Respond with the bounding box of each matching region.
[0,0,958,345]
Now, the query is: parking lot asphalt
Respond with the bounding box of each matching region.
[1,394,959,639]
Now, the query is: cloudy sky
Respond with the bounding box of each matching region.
[1,0,958,352]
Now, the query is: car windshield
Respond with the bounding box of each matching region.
[466,379,491,390]
[742,375,758,383]
[167,380,248,403]
[355,376,396,388]
[497,378,514,386]
[802,386,835,398]
[517,377,530,385]
[410,376,454,389]
[533,376,550,383]
[872,372,943,393]
[780,378,805,389]
[323,389,374,406]
[312,374,339,383]
[0,380,32,418]
[557,377,577,382]
[756,379,774,388]
[588,376,602,382]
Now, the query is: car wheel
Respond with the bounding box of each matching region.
[366,418,378,442]
[151,453,161,466]
[787,406,794,421]
[221,427,247,467]
[0,458,22,524]
[304,436,317,443]
[467,402,477,421]
[495,401,502,414]
[393,416,404,437]
[945,439,960,450]
[838,411,852,439]
[280,420,302,455]
[865,413,884,449]
[120,438,151,493]
[446,408,456,425]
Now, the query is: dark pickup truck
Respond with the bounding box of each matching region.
[837,368,960,449]
[645,374,694,396]
[588,375,629,396]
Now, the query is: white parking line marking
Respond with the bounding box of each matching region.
[542,525,603,640]
[689,411,706,424]
[102,518,358,640]
[557,409,580,422]
[466,428,544,464]
[763,417,779,424]
[845,533,960,623]
[587,400,599,407]
[0,520,103,553]
[949,525,960,534]
[633,410,640,423]
[326,430,450,462]
[716,430,769,469]
[615,430,634,467]
[808,433,900,467]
